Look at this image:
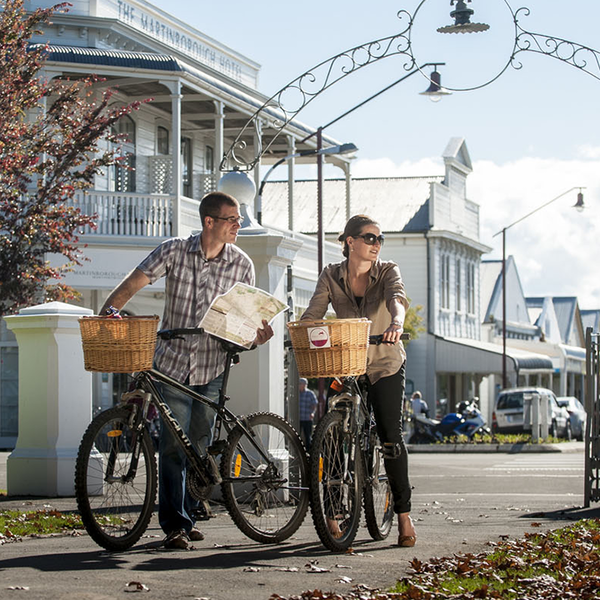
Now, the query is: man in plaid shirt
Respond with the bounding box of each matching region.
[100,191,273,549]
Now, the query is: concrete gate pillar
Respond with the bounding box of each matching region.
[4,301,93,496]
[233,233,302,417]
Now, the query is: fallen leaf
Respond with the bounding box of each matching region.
[243,566,260,572]
[305,561,331,573]
[7,586,30,591]
[275,567,299,572]
[125,581,149,592]
[335,576,353,584]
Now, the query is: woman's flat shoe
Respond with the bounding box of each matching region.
[398,535,416,547]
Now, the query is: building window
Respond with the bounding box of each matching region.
[205,145,214,173]
[157,126,169,155]
[110,114,136,192]
[467,262,475,314]
[182,136,192,197]
[455,258,462,312]
[441,254,450,309]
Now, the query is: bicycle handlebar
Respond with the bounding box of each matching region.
[157,327,206,340]
[369,332,410,345]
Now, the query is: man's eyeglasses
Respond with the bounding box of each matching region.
[353,233,385,246]
[209,215,244,226]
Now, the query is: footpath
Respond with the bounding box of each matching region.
[0,444,597,600]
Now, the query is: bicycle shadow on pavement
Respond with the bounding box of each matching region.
[0,539,333,575]
[133,539,334,572]
[0,548,134,572]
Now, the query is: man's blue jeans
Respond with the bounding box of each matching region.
[158,374,223,535]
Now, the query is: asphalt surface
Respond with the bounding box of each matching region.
[0,443,598,600]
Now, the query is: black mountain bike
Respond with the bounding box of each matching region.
[309,333,409,552]
[74,328,310,551]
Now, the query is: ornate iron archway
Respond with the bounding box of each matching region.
[220,0,600,172]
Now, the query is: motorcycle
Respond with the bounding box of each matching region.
[408,399,491,443]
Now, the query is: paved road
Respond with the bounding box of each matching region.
[0,447,597,600]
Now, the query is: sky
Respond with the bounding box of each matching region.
[149,0,600,310]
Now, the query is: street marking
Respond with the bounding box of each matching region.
[486,455,583,472]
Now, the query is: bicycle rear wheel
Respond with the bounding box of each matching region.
[310,410,363,552]
[363,429,394,540]
[221,412,309,543]
[75,406,157,551]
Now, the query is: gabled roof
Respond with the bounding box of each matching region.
[581,309,600,333]
[443,137,472,172]
[551,297,579,343]
[480,260,502,322]
[261,176,443,234]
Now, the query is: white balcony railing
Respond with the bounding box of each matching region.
[70,191,173,237]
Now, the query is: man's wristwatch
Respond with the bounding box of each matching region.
[391,319,403,327]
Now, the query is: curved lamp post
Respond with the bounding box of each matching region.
[492,187,586,389]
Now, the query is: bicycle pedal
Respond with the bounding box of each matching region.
[208,440,227,455]
[191,501,214,521]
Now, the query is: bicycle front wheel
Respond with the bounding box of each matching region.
[363,430,394,540]
[310,410,363,552]
[74,406,157,551]
[221,412,309,543]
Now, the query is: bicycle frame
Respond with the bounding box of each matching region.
[76,326,311,551]
[123,353,284,494]
[327,377,376,475]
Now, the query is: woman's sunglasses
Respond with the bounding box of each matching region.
[353,233,385,246]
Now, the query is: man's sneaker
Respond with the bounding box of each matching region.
[188,528,205,541]
[163,529,189,550]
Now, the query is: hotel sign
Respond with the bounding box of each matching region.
[28,0,258,86]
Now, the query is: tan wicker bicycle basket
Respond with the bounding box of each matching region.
[79,315,160,373]
[287,318,371,378]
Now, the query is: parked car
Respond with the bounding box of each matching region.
[492,387,571,439]
[557,396,587,441]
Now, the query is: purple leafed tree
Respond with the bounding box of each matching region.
[0,0,146,315]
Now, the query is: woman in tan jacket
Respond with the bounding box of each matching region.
[301,214,416,547]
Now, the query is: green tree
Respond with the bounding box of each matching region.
[404,302,425,343]
[0,0,145,315]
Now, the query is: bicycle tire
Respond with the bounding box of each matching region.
[75,406,157,551]
[309,410,363,552]
[221,412,309,543]
[363,429,394,540]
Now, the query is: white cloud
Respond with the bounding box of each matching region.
[353,157,442,178]
[354,154,600,309]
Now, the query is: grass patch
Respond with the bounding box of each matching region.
[280,519,600,600]
[427,432,567,445]
[0,508,83,541]
[390,519,600,599]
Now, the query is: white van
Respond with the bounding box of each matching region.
[492,387,571,438]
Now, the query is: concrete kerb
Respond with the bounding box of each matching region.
[407,440,584,453]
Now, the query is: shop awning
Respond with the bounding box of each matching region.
[435,336,554,375]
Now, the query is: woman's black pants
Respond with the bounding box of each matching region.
[366,362,411,514]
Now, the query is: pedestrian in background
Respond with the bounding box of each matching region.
[411,391,429,418]
[298,377,318,449]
